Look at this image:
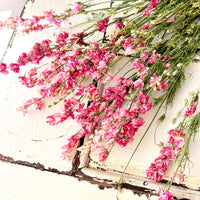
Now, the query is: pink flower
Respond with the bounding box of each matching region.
[61,135,79,160]
[46,113,62,125]
[70,32,87,45]
[165,63,171,70]
[142,6,154,16]
[88,84,100,98]
[132,59,145,69]
[94,145,108,162]
[158,190,173,200]
[141,0,160,16]
[161,56,168,62]
[115,20,125,30]
[56,32,69,44]
[17,97,43,115]
[140,102,152,114]
[75,84,86,96]
[159,146,175,159]
[150,0,160,7]
[150,74,167,90]
[17,52,29,66]
[141,52,149,61]
[134,79,143,89]
[138,41,146,47]
[18,68,38,88]
[141,22,150,30]
[125,46,136,55]
[167,129,185,152]
[97,18,109,33]
[138,67,149,79]
[148,53,161,64]
[174,166,185,184]
[167,18,175,23]
[98,60,107,70]
[137,90,149,104]
[71,3,82,15]
[147,146,175,181]
[150,73,159,85]
[0,63,8,74]
[9,63,20,73]
[184,102,197,117]
[160,81,167,90]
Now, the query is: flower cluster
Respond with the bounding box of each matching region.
[17,97,43,115]
[0,0,200,199]
[0,10,69,33]
[147,129,185,182]
[97,18,109,33]
[158,189,173,200]
[147,89,200,199]
[71,3,82,15]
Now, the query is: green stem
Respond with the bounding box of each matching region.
[118,95,167,189]
[103,87,141,164]
[166,130,193,190]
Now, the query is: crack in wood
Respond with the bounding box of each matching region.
[74,170,156,198]
[69,151,81,176]
[0,153,154,197]
[0,153,69,175]
[0,153,192,199]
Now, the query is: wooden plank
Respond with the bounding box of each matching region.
[88,62,200,191]
[0,0,81,172]
[0,161,157,200]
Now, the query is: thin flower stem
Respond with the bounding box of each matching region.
[166,130,193,190]
[106,57,134,84]
[102,87,141,164]
[118,95,167,190]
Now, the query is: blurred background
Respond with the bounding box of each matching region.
[0,0,27,17]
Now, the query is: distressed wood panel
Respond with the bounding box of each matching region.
[0,0,27,16]
[1,0,200,199]
[0,161,161,200]
[0,0,82,172]
[0,10,13,58]
[89,62,200,192]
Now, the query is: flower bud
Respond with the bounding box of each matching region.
[177,63,183,68]
[176,111,181,117]
[185,37,189,41]
[172,70,177,76]
[190,24,195,28]
[172,118,176,124]
[157,81,161,86]
[163,70,168,75]
[184,99,188,105]
[186,29,193,34]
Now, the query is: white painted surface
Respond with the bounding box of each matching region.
[0,0,27,16]
[0,10,13,59]
[0,0,200,199]
[89,62,200,191]
[0,0,100,172]
[0,161,159,200]
[0,0,82,172]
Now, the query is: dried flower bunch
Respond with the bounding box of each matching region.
[1,0,200,198]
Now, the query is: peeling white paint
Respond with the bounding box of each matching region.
[0,161,160,200]
[0,0,200,199]
[89,63,200,191]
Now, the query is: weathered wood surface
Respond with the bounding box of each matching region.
[0,0,82,172]
[0,0,200,199]
[89,62,200,191]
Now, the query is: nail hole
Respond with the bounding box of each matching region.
[143,181,148,186]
